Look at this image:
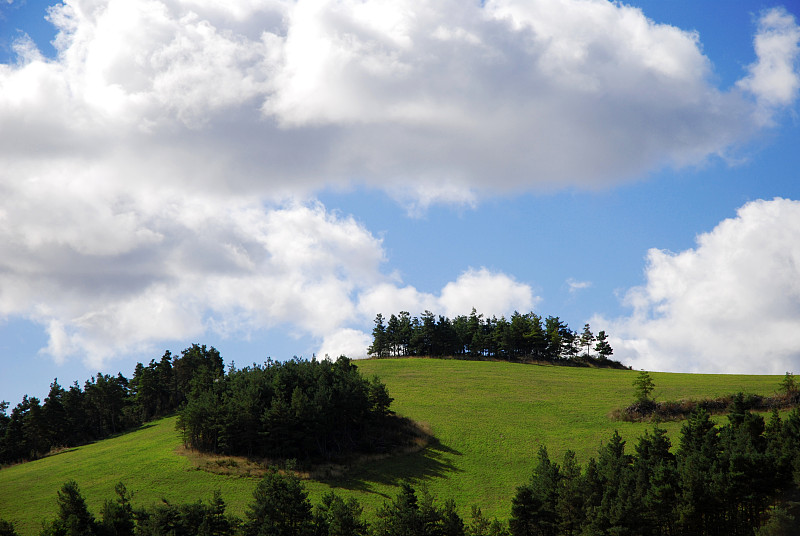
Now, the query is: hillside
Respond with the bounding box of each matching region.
[0,358,783,535]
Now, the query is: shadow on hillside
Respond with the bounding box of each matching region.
[322,439,463,498]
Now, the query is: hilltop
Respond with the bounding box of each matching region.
[0,358,783,535]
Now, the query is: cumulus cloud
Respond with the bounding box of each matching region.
[357,267,536,321]
[738,7,800,120]
[0,0,798,366]
[0,199,386,365]
[0,185,533,365]
[608,198,800,374]
[2,0,797,204]
[317,329,373,360]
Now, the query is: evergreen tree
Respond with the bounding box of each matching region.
[543,317,566,361]
[593,331,613,360]
[368,314,388,357]
[40,480,98,536]
[397,311,413,357]
[509,485,540,536]
[438,498,466,536]
[314,492,369,536]
[0,519,19,536]
[373,482,423,536]
[560,329,579,361]
[633,427,678,536]
[676,408,720,535]
[465,506,509,536]
[579,324,594,358]
[555,450,585,536]
[244,470,314,536]
[386,314,401,357]
[584,430,639,535]
[633,370,655,404]
[43,380,68,448]
[99,483,135,536]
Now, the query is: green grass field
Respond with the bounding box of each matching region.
[0,358,783,535]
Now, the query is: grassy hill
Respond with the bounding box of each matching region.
[0,358,783,535]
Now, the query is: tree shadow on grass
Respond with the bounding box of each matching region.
[36,422,159,462]
[320,438,463,498]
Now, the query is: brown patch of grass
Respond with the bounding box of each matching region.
[177,447,271,478]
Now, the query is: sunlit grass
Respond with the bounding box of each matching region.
[0,358,782,535]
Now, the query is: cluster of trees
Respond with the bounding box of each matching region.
[0,345,228,466]
[177,356,396,461]
[509,399,800,536]
[1,345,398,466]
[1,473,506,536]
[368,310,616,365]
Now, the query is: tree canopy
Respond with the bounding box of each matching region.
[368,309,621,368]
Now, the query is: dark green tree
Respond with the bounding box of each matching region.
[583,430,639,535]
[368,314,388,357]
[313,492,369,536]
[386,314,401,357]
[543,317,566,361]
[579,324,594,358]
[509,485,540,536]
[40,480,98,536]
[633,370,655,404]
[373,482,423,536]
[633,427,678,536]
[593,331,613,360]
[555,450,585,536]
[466,506,509,536]
[244,470,314,536]
[99,483,135,536]
[676,408,720,535]
[42,380,69,448]
[0,519,19,536]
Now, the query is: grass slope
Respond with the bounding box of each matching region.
[0,359,782,535]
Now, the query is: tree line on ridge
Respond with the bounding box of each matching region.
[368,309,620,367]
[1,345,228,466]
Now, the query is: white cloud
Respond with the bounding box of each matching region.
[2,0,797,208]
[567,278,592,293]
[609,198,800,374]
[0,0,798,367]
[357,267,536,322]
[737,7,800,120]
[0,197,388,366]
[0,182,536,365]
[318,328,373,360]
[439,268,536,318]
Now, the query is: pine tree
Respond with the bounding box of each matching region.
[41,480,99,536]
[555,450,585,536]
[314,492,369,536]
[368,314,388,357]
[373,482,423,536]
[593,331,613,360]
[633,371,655,404]
[244,470,314,536]
[579,324,594,358]
[100,482,135,536]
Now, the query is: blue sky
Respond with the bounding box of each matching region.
[1,0,800,405]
